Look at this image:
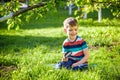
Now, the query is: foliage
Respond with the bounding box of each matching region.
[73,0,120,18]
[0,0,56,30]
[0,0,119,30]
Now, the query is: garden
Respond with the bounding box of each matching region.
[0,0,120,80]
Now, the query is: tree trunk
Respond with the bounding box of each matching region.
[83,12,87,19]
[68,5,72,15]
[98,4,102,22]
[25,0,29,6]
[83,5,87,19]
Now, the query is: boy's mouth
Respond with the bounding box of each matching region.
[70,34,77,37]
[69,35,77,39]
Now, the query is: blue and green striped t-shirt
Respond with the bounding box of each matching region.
[62,36,88,61]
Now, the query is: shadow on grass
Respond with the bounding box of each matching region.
[0,35,66,54]
[21,20,64,29]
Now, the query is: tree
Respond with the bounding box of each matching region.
[0,0,56,30]
[73,0,120,21]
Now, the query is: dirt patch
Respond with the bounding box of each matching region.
[0,65,16,76]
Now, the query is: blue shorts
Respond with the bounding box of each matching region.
[55,59,88,71]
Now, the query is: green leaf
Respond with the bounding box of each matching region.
[15,25,19,30]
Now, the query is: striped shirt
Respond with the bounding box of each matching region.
[62,36,88,61]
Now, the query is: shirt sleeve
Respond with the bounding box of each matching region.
[81,40,88,50]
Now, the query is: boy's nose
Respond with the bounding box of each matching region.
[73,30,76,33]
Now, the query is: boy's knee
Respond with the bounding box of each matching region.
[54,60,74,69]
[58,60,73,69]
[64,60,73,69]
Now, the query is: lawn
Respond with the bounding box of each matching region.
[0,9,120,80]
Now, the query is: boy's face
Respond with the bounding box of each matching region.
[66,25,78,41]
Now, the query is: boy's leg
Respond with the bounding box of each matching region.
[63,60,73,69]
[54,60,73,69]
[72,63,88,71]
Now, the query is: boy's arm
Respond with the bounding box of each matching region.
[72,48,89,67]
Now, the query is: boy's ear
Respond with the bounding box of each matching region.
[64,29,67,33]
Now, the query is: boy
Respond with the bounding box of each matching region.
[55,17,89,70]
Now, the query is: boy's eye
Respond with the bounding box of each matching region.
[75,29,77,31]
[69,29,72,31]
[69,29,77,31]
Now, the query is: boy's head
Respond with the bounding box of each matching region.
[63,17,78,41]
[63,17,78,32]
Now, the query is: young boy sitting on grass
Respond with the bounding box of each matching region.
[55,17,89,70]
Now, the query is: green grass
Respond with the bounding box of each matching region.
[0,9,120,80]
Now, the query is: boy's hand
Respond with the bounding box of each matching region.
[62,57,68,62]
[72,63,79,67]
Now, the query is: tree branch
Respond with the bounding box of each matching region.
[13,2,46,17]
[0,2,46,22]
